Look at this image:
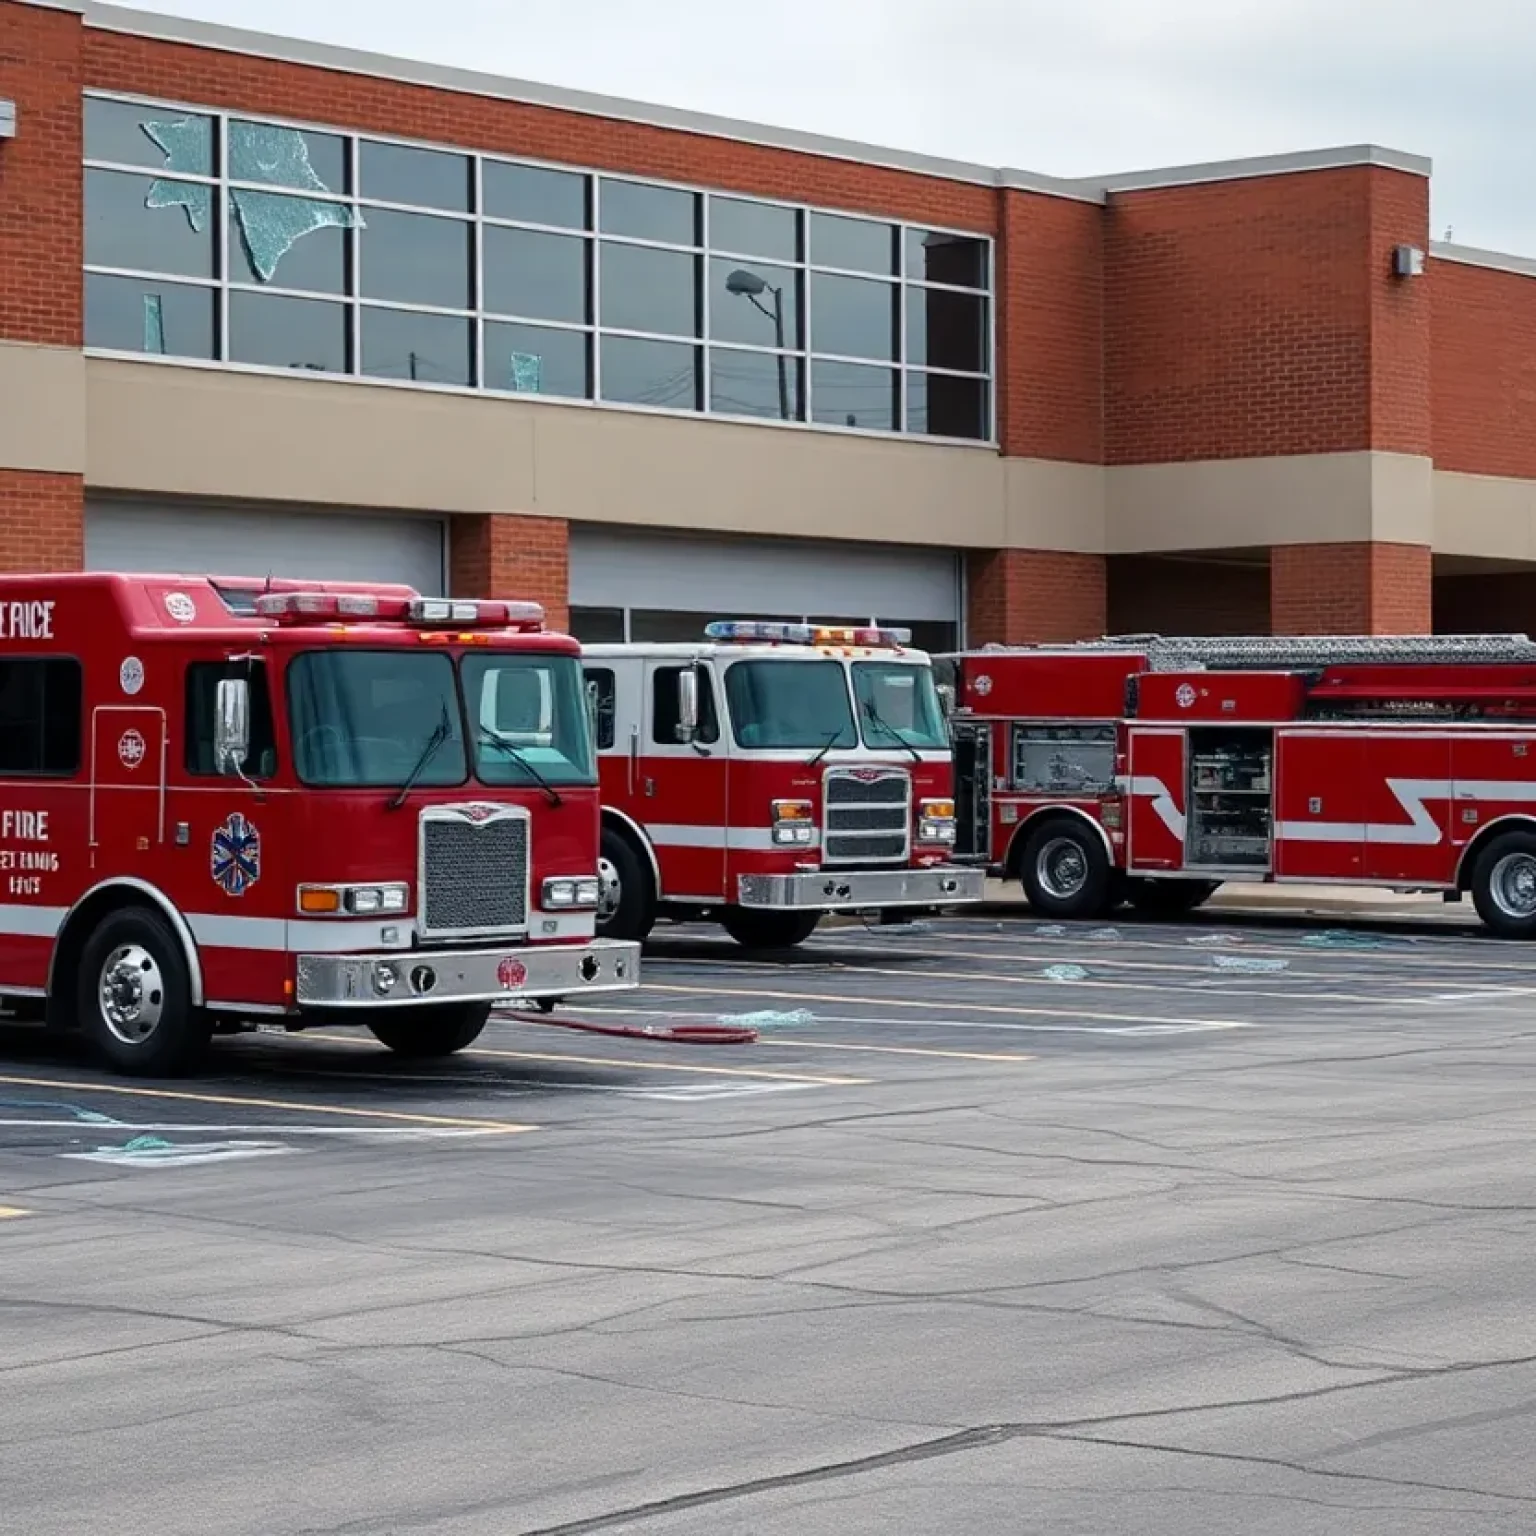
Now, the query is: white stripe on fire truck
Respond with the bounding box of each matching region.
[646,825,799,851]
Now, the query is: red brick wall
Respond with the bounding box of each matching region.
[0,1,83,347]
[450,512,569,634]
[1431,257,1536,479]
[1271,541,1431,634]
[1107,555,1270,635]
[83,31,995,235]
[0,470,84,570]
[1105,167,1429,466]
[966,548,1106,645]
[997,189,1101,462]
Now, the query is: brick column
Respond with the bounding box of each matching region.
[1270,542,1431,635]
[966,548,1106,646]
[0,471,84,571]
[450,512,569,633]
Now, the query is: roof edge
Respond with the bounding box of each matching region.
[1431,240,1536,280]
[1094,143,1433,194]
[14,0,86,12]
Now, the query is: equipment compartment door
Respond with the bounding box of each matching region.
[1126,729,1187,871]
[1273,730,1365,880]
[89,706,167,869]
[952,721,991,860]
[1363,734,1451,884]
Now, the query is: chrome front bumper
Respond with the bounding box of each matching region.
[736,865,986,911]
[295,937,641,1008]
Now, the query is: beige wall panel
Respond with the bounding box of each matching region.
[0,343,86,475]
[1433,471,1536,562]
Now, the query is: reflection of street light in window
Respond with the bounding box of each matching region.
[724,267,789,421]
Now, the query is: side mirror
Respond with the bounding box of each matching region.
[584,678,600,742]
[937,683,956,720]
[215,677,251,776]
[676,667,700,743]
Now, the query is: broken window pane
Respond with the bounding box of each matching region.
[228,119,347,193]
[228,197,349,293]
[86,169,215,276]
[483,320,589,399]
[230,291,349,374]
[86,99,215,175]
[86,273,216,358]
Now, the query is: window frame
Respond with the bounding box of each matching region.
[585,666,618,751]
[650,662,720,747]
[0,656,85,780]
[184,658,280,780]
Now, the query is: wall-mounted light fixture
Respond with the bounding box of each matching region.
[1392,243,1425,278]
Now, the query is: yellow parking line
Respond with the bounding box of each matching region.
[0,1074,535,1134]
[758,1039,1033,1063]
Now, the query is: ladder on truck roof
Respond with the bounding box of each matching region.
[1059,633,1536,672]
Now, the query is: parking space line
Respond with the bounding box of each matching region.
[0,1074,537,1134]
[754,1040,1032,1062]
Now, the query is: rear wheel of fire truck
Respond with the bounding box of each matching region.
[1470,830,1536,939]
[367,1003,493,1058]
[1126,878,1222,920]
[719,909,821,950]
[77,906,210,1077]
[597,825,656,943]
[1018,816,1112,921]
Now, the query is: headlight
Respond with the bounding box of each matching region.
[771,799,815,846]
[918,798,957,845]
[542,875,601,909]
[298,883,410,916]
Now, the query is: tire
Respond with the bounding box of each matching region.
[1470,830,1536,939]
[719,909,821,950]
[1127,878,1221,920]
[1018,816,1113,921]
[597,825,656,943]
[77,905,209,1077]
[367,1003,492,1058]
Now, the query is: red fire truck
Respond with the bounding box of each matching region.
[582,620,986,948]
[943,632,1536,939]
[0,572,639,1076]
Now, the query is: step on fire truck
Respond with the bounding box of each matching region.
[583,620,986,948]
[0,573,639,1076]
[943,631,1536,939]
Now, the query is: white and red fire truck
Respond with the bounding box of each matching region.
[0,572,639,1076]
[943,631,1536,938]
[582,620,986,948]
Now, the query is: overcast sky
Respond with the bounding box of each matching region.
[129,0,1533,256]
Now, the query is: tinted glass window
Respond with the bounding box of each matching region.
[86,169,215,278]
[361,307,475,387]
[810,360,897,431]
[905,287,987,373]
[599,243,698,337]
[600,336,699,411]
[709,196,799,260]
[484,321,590,399]
[185,661,279,778]
[86,273,216,359]
[651,665,719,745]
[724,659,856,751]
[483,162,589,229]
[483,226,588,322]
[229,199,349,293]
[360,209,472,308]
[906,229,988,289]
[230,292,349,374]
[709,258,801,349]
[0,660,82,777]
[599,180,698,245]
[809,212,896,274]
[359,140,472,212]
[467,655,598,786]
[571,608,625,643]
[906,371,989,440]
[709,348,803,421]
[810,272,896,361]
[86,99,214,174]
[584,667,617,750]
[228,121,347,194]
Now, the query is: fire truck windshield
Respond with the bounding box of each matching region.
[851,662,948,752]
[287,650,595,789]
[724,660,858,750]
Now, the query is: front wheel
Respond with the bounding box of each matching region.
[1470,831,1536,938]
[77,905,210,1077]
[1127,878,1221,919]
[720,909,821,950]
[367,1003,492,1058]
[597,826,656,943]
[1018,817,1113,920]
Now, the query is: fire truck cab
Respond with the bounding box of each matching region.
[583,620,986,948]
[946,632,1536,939]
[0,572,639,1076]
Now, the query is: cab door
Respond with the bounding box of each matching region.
[641,659,728,901]
[89,705,167,872]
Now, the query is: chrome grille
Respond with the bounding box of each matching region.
[823,767,911,865]
[419,805,529,938]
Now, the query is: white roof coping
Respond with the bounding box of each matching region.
[1431,241,1536,281]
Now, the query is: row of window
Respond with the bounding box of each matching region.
[571,607,958,654]
[83,95,996,441]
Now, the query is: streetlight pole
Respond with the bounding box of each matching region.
[724,268,790,421]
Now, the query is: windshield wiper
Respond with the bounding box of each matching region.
[478,726,563,807]
[804,728,847,768]
[388,704,453,811]
[861,700,922,763]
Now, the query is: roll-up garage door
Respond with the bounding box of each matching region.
[84,499,448,595]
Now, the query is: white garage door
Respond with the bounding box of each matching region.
[570,526,961,649]
[85,499,447,595]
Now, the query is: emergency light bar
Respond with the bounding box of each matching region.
[253,591,545,630]
[704,620,912,647]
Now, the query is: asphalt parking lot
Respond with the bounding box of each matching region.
[5,909,1536,1534]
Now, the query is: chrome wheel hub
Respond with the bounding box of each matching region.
[1491,852,1536,919]
[99,944,165,1045]
[597,856,622,922]
[1038,837,1088,900]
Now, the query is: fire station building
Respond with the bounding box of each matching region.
[6,0,1536,648]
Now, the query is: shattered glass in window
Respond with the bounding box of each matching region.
[510,352,543,393]
[142,293,165,354]
[142,117,213,232]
